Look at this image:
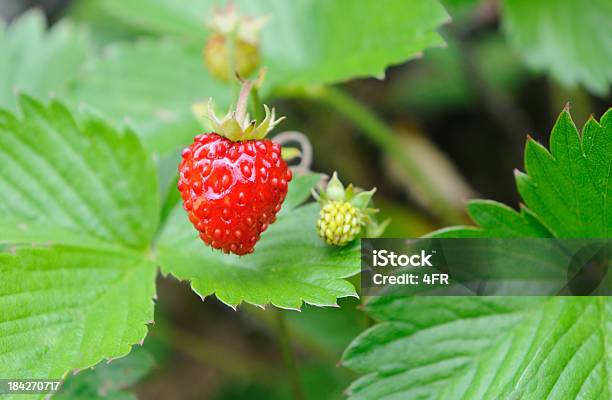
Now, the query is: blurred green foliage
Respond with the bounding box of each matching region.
[56,348,155,400]
[390,34,528,113]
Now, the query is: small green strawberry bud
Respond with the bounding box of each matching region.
[317,201,362,246]
[204,34,260,82]
[203,4,267,82]
[314,172,388,246]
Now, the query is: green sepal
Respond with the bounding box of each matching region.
[206,81,284,142]
[311,188,322,203]
[325,172,346,201]
[191,100,213,131]
[366,217,391,238]
[345,183,355,201]
[350,188,376,209]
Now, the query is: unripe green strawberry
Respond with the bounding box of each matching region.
[204,34,260,82]
[203,4,266,82]
[317,201,361,246]
[313,173,388,246]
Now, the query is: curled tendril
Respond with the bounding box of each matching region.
[272,130,313,175]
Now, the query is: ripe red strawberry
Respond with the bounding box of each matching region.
[178,87,291,255]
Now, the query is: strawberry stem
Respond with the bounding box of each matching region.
[250,85,263,122]
[275,310,305,400]
[235,79,254,124]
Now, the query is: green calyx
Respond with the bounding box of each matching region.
[207,80,284,142]
[313,172,377,210]
[313,172,389,246]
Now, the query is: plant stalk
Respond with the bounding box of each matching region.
[276,85,466,225]
[235,79,254,122]
[227,29,240,102]
[274,309,306,400]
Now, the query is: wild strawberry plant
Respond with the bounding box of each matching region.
[0,95,359,389]
[0,0,610,399]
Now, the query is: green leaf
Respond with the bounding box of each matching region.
[246,0,449,87]
[70,39,231,156]
[431,199,552,238]
[343,296,612,399]
[55,347,155,400]
[247,296,364,360]
[280,173,321,213]
[157,174,360,309]
[437,297,612,399]
[0,247,156,384]
[93,0,449,86]
[502,0,612,95]
[0,96,159,390]
[0,96,159,249]
[0,10,90,111]
[343,108,612,399]
[342,297,545,399]
[517,109,612,237]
